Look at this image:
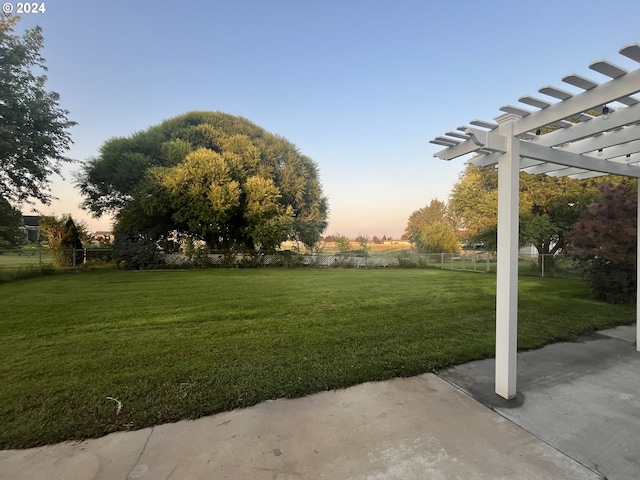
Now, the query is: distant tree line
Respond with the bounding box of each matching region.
[405,163,637,303]
[322,234,406,244]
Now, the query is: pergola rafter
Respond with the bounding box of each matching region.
[429,43,640,400]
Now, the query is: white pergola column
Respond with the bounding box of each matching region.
[431,45,640,398]
[495,116,520,399]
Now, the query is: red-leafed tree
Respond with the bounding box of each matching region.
[566,182,637,303]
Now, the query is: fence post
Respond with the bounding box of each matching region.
[541,254,545,277]
[39,247,42,273]
[72,249,77,268]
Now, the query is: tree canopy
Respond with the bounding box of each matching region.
[566,182,637,264]
[405,199,459,253]
[449,163,612,254]
[77,111,328,251]
[0,14,76,206]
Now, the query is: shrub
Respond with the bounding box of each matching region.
[113,233,163,270]
[584,259,636,304]
[566,182,637,304]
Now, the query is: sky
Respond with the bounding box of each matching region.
[12,0,640,238]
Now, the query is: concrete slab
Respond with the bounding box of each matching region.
[598,324,636,343]
[0,374,597,480]
[440,324,640,480]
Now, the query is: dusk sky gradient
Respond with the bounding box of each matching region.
[14,0,640,238]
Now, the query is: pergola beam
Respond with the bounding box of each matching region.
[512,68,640,136]
[434,68,640,162]
[535,102,640,148]
[560,123,640,155]
[468,113,640,177]
[468,135,640,178]
[469,145,640,178]
[429,44,640,400]
[603,139,640,160]
[621,43,640,62]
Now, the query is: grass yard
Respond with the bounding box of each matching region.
[0,268,634,449]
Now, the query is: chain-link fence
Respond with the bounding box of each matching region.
[517,253,582,278]
[0,248,581,280]
[393,252,494,272]
[159,250,564,275]
[0,248,114,281]
[374,251,578,277]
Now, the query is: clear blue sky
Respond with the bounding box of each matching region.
[16,0,640,238]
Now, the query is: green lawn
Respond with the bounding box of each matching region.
[0,268,634,449]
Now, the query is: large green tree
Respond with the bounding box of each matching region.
[77,111,328,251]
[448,165,498,246]
[0,14,76,206]
[405,199,459,253]
[450,164,609,255]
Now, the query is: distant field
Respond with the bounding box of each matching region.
[0,268,633,449]
[368,243,411,255]
[321,242,410,255]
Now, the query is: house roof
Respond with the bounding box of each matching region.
[22,216,41,228]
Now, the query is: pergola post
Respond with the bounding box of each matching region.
[495,116,520,400]
[430,43,640,398]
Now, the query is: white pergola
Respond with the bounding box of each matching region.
[430,43,640,400]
